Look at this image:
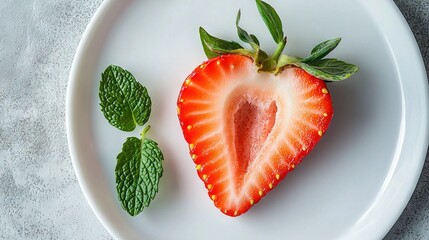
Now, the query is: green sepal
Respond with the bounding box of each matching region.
[236,10,260,50]
[199,27,244,59]
[255,0,284,44]
[198,0,359,81]
[250,34,260,46]
[296,58,359,81]
[301,38,342,63]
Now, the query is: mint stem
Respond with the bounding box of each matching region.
[141,125,151,137]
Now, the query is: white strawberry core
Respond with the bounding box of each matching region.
[224,84,281,196]
[231,94,277,186]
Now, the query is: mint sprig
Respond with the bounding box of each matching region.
[199,0,359,81]
[99,65,163,217]
[99,65,151,131]
[115,126,163,216]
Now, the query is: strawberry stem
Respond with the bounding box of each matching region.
[271,37,287,63]
[257,37,287,73]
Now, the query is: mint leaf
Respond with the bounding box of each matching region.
[199,27,244,59]
[115,126,164,216]
[297,58,359,81]
[255,0,284,44]
[99,65,164,216]
[99,65,151,131]
[301,38,341,63]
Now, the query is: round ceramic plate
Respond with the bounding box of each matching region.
[66,0,428,239]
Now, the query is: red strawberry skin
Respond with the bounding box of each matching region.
[177,54,333,217]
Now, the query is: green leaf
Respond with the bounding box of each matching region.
[115,130,164,216]
[236,10,260,49]
[255,0,284,44]
[99,65,151,131]
[250,34,260,46]
[301,38,342,63]
[199,27,244,59]
[297,58,359,81]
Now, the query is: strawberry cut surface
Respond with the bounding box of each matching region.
[177,54,333,216]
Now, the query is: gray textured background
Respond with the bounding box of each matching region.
[0,0,428,239]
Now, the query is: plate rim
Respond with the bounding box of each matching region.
[66,0,429,239]
[345,0,429,238]
[66,0,128,239]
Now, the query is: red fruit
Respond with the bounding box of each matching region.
[177,55,333,216]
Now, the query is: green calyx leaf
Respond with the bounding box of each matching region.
[301,38,341,63]
[236,10,260,50]
[255,0,284,44]
[296,58,359,81]
[99,65,151,131]
[115,126,164,216]
[198,0,359,80]
[199,27,244,59]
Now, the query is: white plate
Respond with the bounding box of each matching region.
[66,0,429,239]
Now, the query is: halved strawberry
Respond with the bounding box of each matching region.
[177,0,358,216]
[178,55,333,216]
